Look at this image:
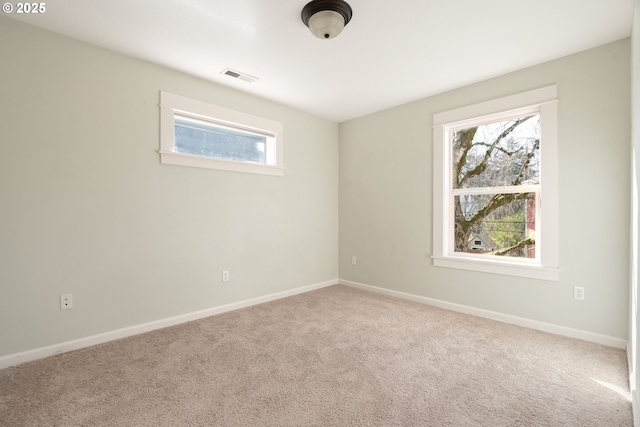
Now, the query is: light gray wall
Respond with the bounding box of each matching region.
[0,14,631,359]
[339,39,631,339]
[0,17,339,357]
[630,0,640,424]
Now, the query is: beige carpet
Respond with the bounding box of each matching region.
[0,285,632,426]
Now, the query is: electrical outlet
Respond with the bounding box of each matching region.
[351,256,357,265]
[574,286,585,300]
[60,294,73,310]
[222,270,229,282]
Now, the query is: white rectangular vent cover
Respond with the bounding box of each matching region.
[221,68,258,83]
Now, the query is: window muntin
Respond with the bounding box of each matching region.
[432,86,558,281]
[159,91,284,176]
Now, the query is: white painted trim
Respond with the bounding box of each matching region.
[339,279,627,349]
[432,85,559,280]
[0,279,338,370]
[159,150,285,176]
[432,255,560,281]
[433,85,557,126]
[630,344,637,424]
[3,277,624,369]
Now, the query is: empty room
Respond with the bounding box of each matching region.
[1,0,640,425]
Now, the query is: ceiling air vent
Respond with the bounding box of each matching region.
[221,68,258,83]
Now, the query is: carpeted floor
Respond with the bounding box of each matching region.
[0,285,632,426]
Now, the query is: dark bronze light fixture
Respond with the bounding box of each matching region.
[301,0,353,40]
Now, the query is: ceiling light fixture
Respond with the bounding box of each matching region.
[301,0,352,40]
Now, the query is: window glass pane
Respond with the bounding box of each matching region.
[174,114,268,164]
[454,193,536,258]
[452,114,540,189]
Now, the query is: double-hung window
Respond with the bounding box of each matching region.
[159,91,284,176]
[432,86,559,280]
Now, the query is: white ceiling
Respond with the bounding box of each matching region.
[7,0,634,122]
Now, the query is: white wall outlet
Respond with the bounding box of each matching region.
[351,256,357,265]
[222,270,229,282]
[60,294,73,310]
[573,286,585,300]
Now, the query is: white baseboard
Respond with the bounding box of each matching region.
[2,278,626,370]
[630,343,639,427]
[0,279,338,370]
[339,279,628,349]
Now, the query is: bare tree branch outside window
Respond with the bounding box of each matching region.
[452,114,540,258]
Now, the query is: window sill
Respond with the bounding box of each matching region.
[159,150,285,176]
[432,255,559,281]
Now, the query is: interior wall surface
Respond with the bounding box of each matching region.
[0,16,339,357]
[339,39,631,340]
[629,0,640,424]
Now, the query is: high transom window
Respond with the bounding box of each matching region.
[174,114,275,165]
[159,91,284,176]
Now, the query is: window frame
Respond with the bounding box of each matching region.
[432,86,559,281]
[159,91,284,176]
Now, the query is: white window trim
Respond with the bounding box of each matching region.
[159,91,284,176]
[432,86,559,281]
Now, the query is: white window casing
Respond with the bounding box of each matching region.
[159,91,284,176]
[432,86,559,281]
